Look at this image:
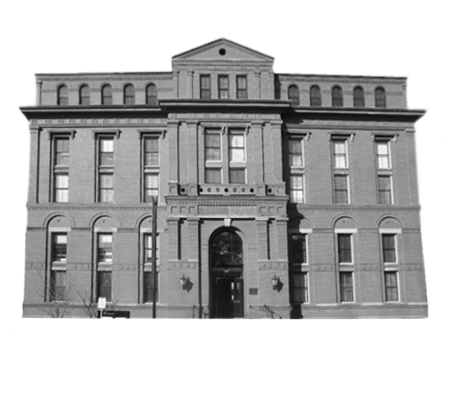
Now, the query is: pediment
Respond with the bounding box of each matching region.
[172,38,274,63]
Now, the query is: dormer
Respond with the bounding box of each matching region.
[171,38,275,100]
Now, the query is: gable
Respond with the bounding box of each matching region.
[172,38,274,63]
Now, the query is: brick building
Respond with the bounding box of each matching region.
[21,38,427,318]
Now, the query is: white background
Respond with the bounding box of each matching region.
[0,27,450,330]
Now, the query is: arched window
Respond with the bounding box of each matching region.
[375,87,386,108]
[310,85,321,107]
[146,83,158,106]
[79,84,90,105]
[124,84,135,105]
[332,85,343,107]
[211,230,243,268]
[101,84,113,105]
[353,86,365,107]
[288,84,300,107]
[57,85,68,106]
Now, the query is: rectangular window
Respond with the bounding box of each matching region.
[98,233,113,263]
[292,272,308,304]
[55,138,69,166]
[144,137,159,166]
[289,138,304,168]
[50,270,66,301]
[205,132,221,161]
[144,173,159,201]
[337,234,352,263]
[291,234,307,265]
[99,173,114,202]
[52,233,67,262]
[229,168,246,184]
[144,233,160,265]
[54,174,69,203]
[236,75,247,99]
[385,271,399,302]
[97,271,112,302]
[99,138,114,166]
[339,272,354,302]
[229,131,245,162]
[332,139,348,169]
[376,141,391,169]
[200,75,211,99]
[382,234,397,263]
[143,271,159,303]
[218,75,229,99]
[205,168,222,184]
[334,175,349,204]
[377,176,392,204]
[290,175,304,203]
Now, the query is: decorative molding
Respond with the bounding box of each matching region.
[48,129,76,139]
[39,75,173,82]
[258,262,288,270]
[27,204,169,212]
[290,205,420,213]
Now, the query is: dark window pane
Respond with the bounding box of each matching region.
[229,168,245,183]
[340,272,354,302]
[144,271,159,303]
[334,175,348,204]
[382,234,396,263]
[98,272,112,302]
[205,168,221,183]
[124,84,135,105]
[375,87,386,108]
[353,86,365,107]
[200,75,211,99]
[310,85,321,106]
[102,85,113,105]
[385,271,398,301]
[146,84,158,105]
[377,176,392,204]
[293,272,308,303]
[338,234,352,263]
[288,85,300,107]
[332,86,343,107]
[291,234,307,264]
[236,76,247,99]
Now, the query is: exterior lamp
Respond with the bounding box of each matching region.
[272,275,283,292]
[180,275,193,292]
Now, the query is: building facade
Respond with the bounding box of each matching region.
[21,39,427,318]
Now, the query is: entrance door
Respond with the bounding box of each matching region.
[214,277,244,318]
[210,230,244,318]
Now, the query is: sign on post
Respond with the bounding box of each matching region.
[98,297,107,310]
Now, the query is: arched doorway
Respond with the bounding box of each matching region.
[210,230,244,318]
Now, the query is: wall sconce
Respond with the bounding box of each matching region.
[272,275,283,292]
[180,275,193,292]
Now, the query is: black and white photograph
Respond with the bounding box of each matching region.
[1,0,448,398]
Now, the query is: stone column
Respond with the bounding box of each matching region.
[28,126,41,204]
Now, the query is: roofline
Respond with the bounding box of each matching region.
[172,38,274,60]
[277,73,407,80]
[35,71,171,77]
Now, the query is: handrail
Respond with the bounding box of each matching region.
[192,305,209,318]
[249,304,283,319]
